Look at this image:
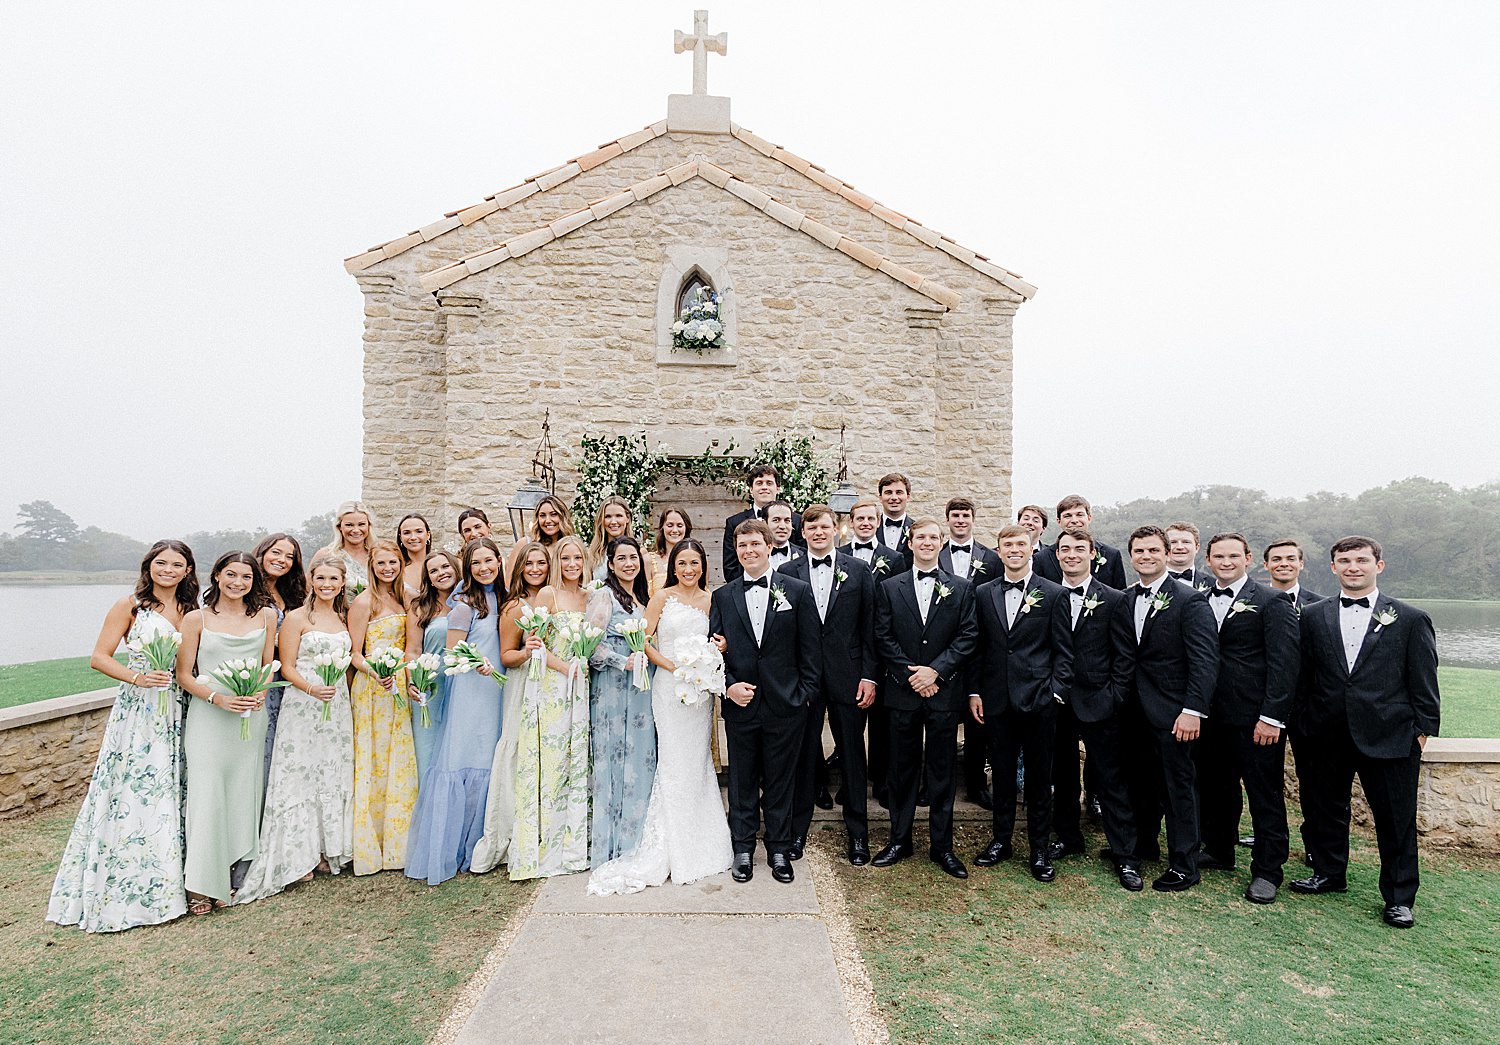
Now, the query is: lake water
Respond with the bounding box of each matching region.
[2,586,1500,670]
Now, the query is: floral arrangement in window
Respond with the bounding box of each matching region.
[671,286,727,354]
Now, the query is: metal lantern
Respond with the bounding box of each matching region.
[507,411,558,541]
[829,421,859,518]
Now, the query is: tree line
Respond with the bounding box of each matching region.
[3,476,1497,599]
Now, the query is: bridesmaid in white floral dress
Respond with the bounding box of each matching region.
[48,540,200,932]
[235,556,356,904]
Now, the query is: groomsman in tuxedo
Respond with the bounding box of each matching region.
[1193,533,1300,904]
[839,497,900,805]
[872,517,978,878]
[876,472,915,570]
[1290,536,1439,929]
[1017,504,1049,550]
[722,463,803,583]
[708,519,822,884]
[777,505,879,865]
[1264,539,1324,611]
[1119,525,1219,891]
[766,501,804,571]
[1034,495,1128,590]
[1048,528,1143,890]
[968,524,1073,882]
[1165,523,1213,591]
[942,496,1003,809]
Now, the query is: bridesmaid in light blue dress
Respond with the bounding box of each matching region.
[406,550,461,775]
[47,540,199,933]
[586,536,657,867]
[405,538,507,885]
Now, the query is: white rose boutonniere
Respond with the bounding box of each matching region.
[970,560,987,577]
[874,555,891,574]
[770,584,792,612]
[1020,588,1044,615]
[1229,599,1257,618]
[1373,607,1398,631]
[1094,550,1108,569]
[1148,590,1173,617]
[934,582,953,603]
[1081,592,1103,618]
[1196,581,1211,593]
[835,568,848,584]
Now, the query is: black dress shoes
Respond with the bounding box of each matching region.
[731,853,754,883]
[788,835,806,861]
[1197,853,1236,872]
[1086,794,1103,822]
[974,840,1014,867]
[968,787,994,811]
[1029,850,1056,882]
[1116,865,1144,891]
[1049,840,1085,860]
[1151,869,1200,892]
[848,837,870,866]
[815,789,834,810]
[872,842,912,868]
[932,852,968,879]
[769,852,795,883]
[1382,904,1415,928]
[1289,873,1348,894]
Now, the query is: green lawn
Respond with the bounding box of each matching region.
[0,809,535,1044]
[821,821,1500,1044]
[0,655,122,709]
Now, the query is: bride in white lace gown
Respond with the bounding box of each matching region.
[588,542,731,895]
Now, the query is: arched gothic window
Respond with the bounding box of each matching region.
[677,270,712,314]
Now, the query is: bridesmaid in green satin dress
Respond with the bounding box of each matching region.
[176,552,279,914]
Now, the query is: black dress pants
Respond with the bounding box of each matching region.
[1196,718,1290,884]
[886,704,958,856]
[986,704,1057,854]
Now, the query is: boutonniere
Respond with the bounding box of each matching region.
[770,584,792,612]
[1081,592,1103,618]
[1093,550,1108,569]
[835,568,848,584]
[934,582,953,603]
[1195,581,1210,593]
[874,555,891,573]
[1373,607,1398,631]
[1020,588,1044,615]
[1148,590,1172,616]
[1228,599,1257,617]
[970,560,987,577]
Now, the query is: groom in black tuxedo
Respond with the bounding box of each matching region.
[722,463,803,584]
[1289,536,1439,929]
[708,518,821,884]
[1034,494,1128,590]
[777,504,879,864]
[872,517,978,879]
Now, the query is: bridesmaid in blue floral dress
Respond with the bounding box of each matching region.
[586,536,657,867]
[253,533,306,791]
[405,538,507,885]
[48,541,199,933]
[406,550,461,775]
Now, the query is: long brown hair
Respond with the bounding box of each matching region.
[133,539,200,618]
[395,513,433,566]
[202,551,271,616]
[253,532,307,609]
[457,538,505,619]
[664,538,709,591]
[529,495,576,546]
[304,553,351,624]
[501,541,550,616]
[603,536,649,614]
[586,495,635,572]
[365,538,405,617]
[414,550,462,629]
[654,506,692,556]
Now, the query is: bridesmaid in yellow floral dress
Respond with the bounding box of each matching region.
[347,539,418,874]
[509,536,592,880]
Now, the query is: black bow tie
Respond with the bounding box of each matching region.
[1212,587,1235,599]
[1135,584,1155,598]
[1171,570,1192,581]
[1066,585,1086,597]
[771,547,789,556]
[951,545,972,555]
[854,542,874,551]
[811,556,833,569]
[744,576,769,589]
[1002,579,1026,591]
[1340,596,1370,608]
[917,570,938,581]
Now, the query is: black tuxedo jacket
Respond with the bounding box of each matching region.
[1293,593,1439,758]
[721,506,804,582]
[939,539,1004,584]
[776,552,878,704]
[877,517,915,570]
[1123,578,1220,730]
[1209,578,1300,727]
[873,568,978,713]
[1167,566,1213,593]
[1290,586,1325,612]
[968,574,1073,716]
[708,573,821,722]
[837,540,900,580]
[1056,579,1136,723]
[1035,540,1128,590]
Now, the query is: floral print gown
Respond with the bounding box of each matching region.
[586,591,657,867]
[47,608,188,932]
[351,613,417,874]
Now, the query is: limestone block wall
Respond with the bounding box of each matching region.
[0,691,114,820]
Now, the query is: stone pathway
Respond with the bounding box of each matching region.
[449,849,859,1045]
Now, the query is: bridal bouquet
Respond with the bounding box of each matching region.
[615,618,651,690]
[669,635,725,707]
[405,652,443,727]
[303,635,352,722]
[445,640,506,685]
[554,619,605,694]
[199,658,285,740]
[670,287,726,354]
[516,603,553,681]
[366,645,408,709]
[127,620,182,715]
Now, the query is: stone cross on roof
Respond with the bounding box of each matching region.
[674,10,727,96]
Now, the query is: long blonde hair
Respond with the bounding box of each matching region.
[586,495,635,572]
[549,535,589,590]
[364,538,405,617]
[323,500,376,557]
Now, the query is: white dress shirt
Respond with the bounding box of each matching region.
[808,551,836,622]
[743,569,771,644]
[848,540,877,564]
[1064,578,1090,627]
[1002,572,1032,627]
[1134,574,1204,719]
[882,515,908,550]
[1209,574,1248,628]
[949,541,973,581]
[1339,587,1379,671]
[912,566,936,625]
[769,544,794,569]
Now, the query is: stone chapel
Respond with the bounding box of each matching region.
[347,11,1035,569]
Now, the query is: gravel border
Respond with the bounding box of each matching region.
[806,841,891,1045]
[429,882,543,1045]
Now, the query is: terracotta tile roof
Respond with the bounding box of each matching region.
[730,124,1037,300]
[343,120,670,274]
[417,157,963,310]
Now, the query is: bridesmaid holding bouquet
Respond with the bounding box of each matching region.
[348,539,418,874]
[47,540,199,932]
[176,552,280,913]
[406,549,461,775]
[253,533,306,790]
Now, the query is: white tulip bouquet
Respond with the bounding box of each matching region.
[615,618,651,691]
[199,658,285,740]
[406,651,444,727]
[303,635,352,722]
[127,622,182,715]
[444,640,506,685]
[515,603,553,682]
[365,645,408,708]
